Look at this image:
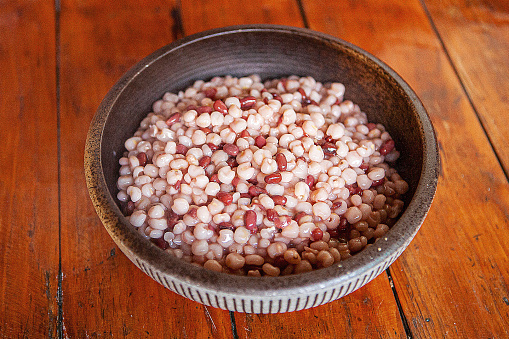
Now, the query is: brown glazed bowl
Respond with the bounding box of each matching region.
[85,25,439,313]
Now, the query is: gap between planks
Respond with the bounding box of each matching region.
[420,0,509,183]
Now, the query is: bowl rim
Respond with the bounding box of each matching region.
[85,24,439,297]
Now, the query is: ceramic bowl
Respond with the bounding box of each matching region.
[85,25,439,313]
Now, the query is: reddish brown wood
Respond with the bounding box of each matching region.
[424,0,509,173]
[0,0,59,337]
[181,0,304,35]
[303,0,509,337]
[235,274,406,338]
[58,0,232,337]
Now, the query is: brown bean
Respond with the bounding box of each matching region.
[213,99,228,114]
[275,153,287,171]
[348,238,364,253]
[225,253,245,270]
[223,143,239,156]
[245,254,264,266]
[283,249,301,265]
[265,173,282,184]
[271,195,287,205]
[199,155,211,168]
[240,96,256,110]
[294,260,313,274]
[165,112,180,126]
[317,250,334,268]
[217,192,233,205]
[262,263,280,276]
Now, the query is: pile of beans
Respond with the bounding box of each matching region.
[116,75,409,276]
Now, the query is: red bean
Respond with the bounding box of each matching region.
[240,130,250,138]
[175,144,188,155]
[213,100,228,114]
[217,192,233,205]
[166,113,181,126]
[240,96,256,110]
[311,228,323,241]
[379,139,395,155]
[338,217,349,230]
[366,122,376,131]
[248,185,266,197]
[226,157,237,167]
[265,173,282,184]
[199,156,211,168]
[186,105,198,111]
[197,106,212,114]
[359,162,369,171]
[275,153,287,171]
[204,87,217,99]
[298,88,307,100]
[231,176,240,187]
[244,210,257,230]
[271,195,287,205]
[223,143,239,156]
[174,180,181,191]
[274,216,291,229]
[218,222,235,231]
[209,174,220,183]
[294,211,307,223]
[151,237,169,250]
[371,178,385,187]
[305,175,315,188]
[201,127,212,134]
[271,93,282,104]
[207,142,219,151]
[322,142,337,155]
[136,152,147,166]
[255,135,266,148]
[123,201,135,216]
[266,209,279,222]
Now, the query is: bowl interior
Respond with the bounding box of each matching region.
[90,25,436,296]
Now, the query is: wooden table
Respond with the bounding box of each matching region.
[1,0,508,337]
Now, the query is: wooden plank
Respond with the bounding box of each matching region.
[180,1,407,338]
[58,1,232,337]
[235,274,406,339]
[303,0,509,337]
[424,0,509,174]
[0,1,59,337]
[181,0,304,36]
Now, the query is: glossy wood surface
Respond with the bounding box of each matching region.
[0,0,507,337]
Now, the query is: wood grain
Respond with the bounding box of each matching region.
[424,0,509,175]
[235,274,406,339]
[302,0,509,337]
[180,1,407,338]
[180,0,304,36]
[0,0,59,337]
[58,0,232,337]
